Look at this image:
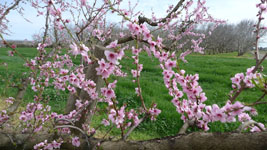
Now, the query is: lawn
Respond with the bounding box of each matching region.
[0,47,266,140]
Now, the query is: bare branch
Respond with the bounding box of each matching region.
[138,0,185,26]
[0,0,22,24]
[42,5,50,44]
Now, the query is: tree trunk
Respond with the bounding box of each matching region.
[0,132,267,150]
[7,78,29,113]
[65,46,105,128]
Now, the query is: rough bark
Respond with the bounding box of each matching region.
[0,132,267,150]
[100,132,267,150]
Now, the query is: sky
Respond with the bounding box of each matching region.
[2,0,264,41]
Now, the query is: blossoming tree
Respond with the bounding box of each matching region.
[0,0,267,149]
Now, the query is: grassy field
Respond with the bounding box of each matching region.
[0,47,266,140]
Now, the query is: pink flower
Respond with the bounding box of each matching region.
[231,101,243,115]
[131,69,137,77]
[135,87,140,96]
[199,93,207,103]
[238,113,251,122]
[101,87,116,99]
[80,44,90,52]
[156,36,163,47]
[132,47,142,55]
[143,45,151,57]
[106,89,115,99]
[81,0,86,6]
[143,31,152,41]
[8,51,14,56]
[106,40,118,49]
[104,50,118,64]
[75,100,83,109]
[148,40,156,48]
[34,125,43,132]
[211,104,226,122]
[165,59,176,70]
[250,123,265,132]
[70,43,79,56]
[258,3,266,10]
[11,44,16,49]
[34,142,45,149]
[149,104,161,121]
[119,32,125,38]
[72,136,80,147]
[179,50,192,63]
[102,119,110,126]
[5,97,14,104]
[128,23,141,35]
[19,114,27,122]
[96,59,115,78]
[52,140,62,149]
[246,66,255,75]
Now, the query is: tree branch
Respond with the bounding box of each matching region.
[138,0,185,26]
[0,0,22,24]
[42,5,50,44]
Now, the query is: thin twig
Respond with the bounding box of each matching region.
[102,125,114,139]
[123,115,147,140]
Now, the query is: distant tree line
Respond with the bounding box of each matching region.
[196,20,266,56]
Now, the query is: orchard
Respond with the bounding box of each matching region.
[0,0,267,149]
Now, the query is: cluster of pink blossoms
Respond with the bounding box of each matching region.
[19,102,54,133]
[103,105,141,129]
[98,37,154,129]
[167,68,263,131]
[0,97,14,125]
[231,66,261,89]
[34,139,63,150]
[96,42,125,79]
[0,110,9,125]
[26,45,98,100]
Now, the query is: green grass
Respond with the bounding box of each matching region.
[0,47,267,140]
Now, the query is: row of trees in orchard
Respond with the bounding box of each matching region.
[179,20,266,56]
[0,0,266,149]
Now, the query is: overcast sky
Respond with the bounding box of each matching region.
[3,0,264,40]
